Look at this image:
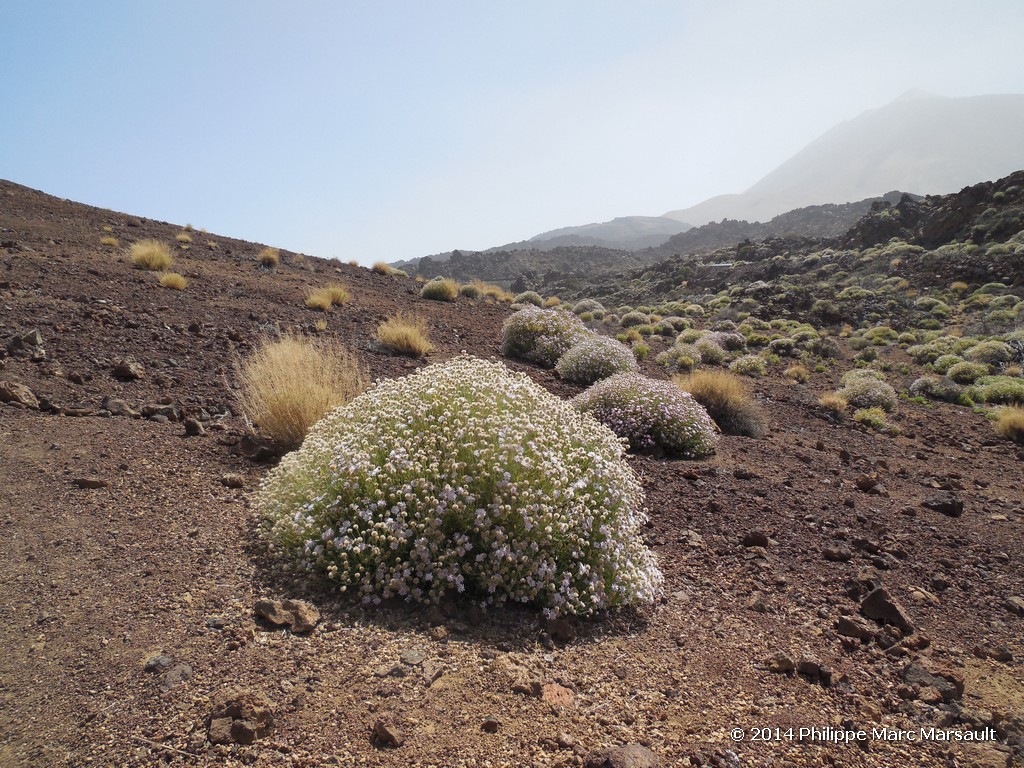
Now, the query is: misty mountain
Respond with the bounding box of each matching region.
[524,215,692,250]
[664,91,1024,226]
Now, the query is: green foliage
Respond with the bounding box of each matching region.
[729,354,767,378]
[514,291,544,307]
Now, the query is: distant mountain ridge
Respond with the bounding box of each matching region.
[664,91,1024,226]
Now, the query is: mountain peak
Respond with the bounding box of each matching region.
[890,88,944,103]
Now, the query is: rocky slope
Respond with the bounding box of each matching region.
[0,178,1021,768]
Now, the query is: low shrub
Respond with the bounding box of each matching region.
[620,311,649,328]
[372,262,397,275]
[729,354,767,378]
[932,354,964,375]
[514,291,544,307]
[695,338,727,366]
[837,372,897,412]
[909,375,964,403]
[964,340,1013,365]
[674,370,766,437]
[175,232,193,244]
[129,239,173,271]
[853,407,896,433]
[632,342,650,361]
[458,283,480,299]
[256,356,663,616]
[236,332,366,450]
[501,307,587,368]
[946,361,989,384]
[100,235,119,247]
[375,313,433,357]
[768,338,796,356]
[420,278,459,302]
[543,296,561,308]
[556,335,638,385]
[656,344,701,374]
[572,298,604,315]
[573,373,717,458]
[968,376,1024,405]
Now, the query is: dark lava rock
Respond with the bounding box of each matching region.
[584,744,661,768]
[922,492,964,518]
[860,587,914,633]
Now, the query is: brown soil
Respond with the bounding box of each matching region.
[1,179,1022,768]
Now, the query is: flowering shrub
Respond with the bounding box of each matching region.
[932,354,964,375]
[909,375,964,403]
[256,357,662,616]
[556,335,638,385]
[501,306,587,367]
[572,373,717,458]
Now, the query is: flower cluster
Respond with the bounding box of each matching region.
[556,334,638,385]
[501,306,587,367]
[656,343,701,373]
[256,356,663,616]
[572,373,717,458]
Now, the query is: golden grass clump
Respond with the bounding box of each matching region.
[372,261,397,275]
[950,281,970,293]
[129,239,174,271]
[236,332,366,450]
[100,235,119,247]
[784,364,810,383]
[305,283,350,311]
[543,296,561,308]
[375,313,433,358]
[818,392,848,416]
[258,247,280,268]
[101,225,114,233]
[158,272,188,290]
[996,406,1024,443]
[175,232,193,243]
[420,277,459,302]
[472,279,515,303]
[674,369,766,437]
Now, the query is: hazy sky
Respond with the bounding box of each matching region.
[3,1,1024,263]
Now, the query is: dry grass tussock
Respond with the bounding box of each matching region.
[471,279,515,303]
[100,236,119,247]
[996,406,1024,443]
[372,261,397,275]
[375,313,433,357]
[258,247,280,268]
[305,284,350,311]
[818,392,848,416]
[175,232,193,243]
[236,332,366,450]
[129,239,173,271]
[673,370,766,437]
[158,272,187,290]
[420,278,459,301]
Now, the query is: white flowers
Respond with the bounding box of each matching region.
[501,306,587,367]
[572,373,718,459]
[257,356,662,616]
[556,335,638,385]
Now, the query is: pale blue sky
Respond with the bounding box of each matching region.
[3,1,1023,263]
